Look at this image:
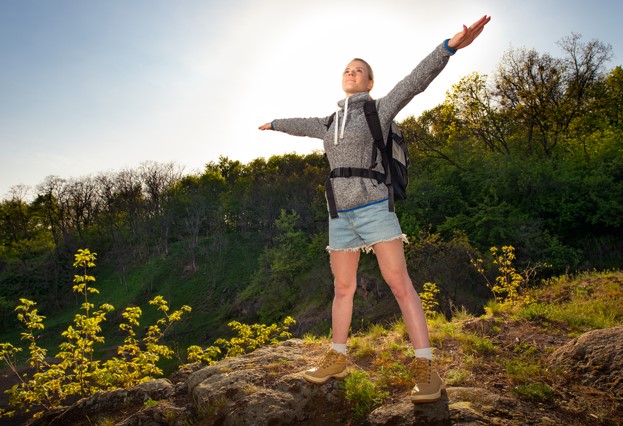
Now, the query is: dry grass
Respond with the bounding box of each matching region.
[336,271,623,423]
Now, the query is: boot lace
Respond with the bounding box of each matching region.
[413,358,431,384]
[317,349,341,368]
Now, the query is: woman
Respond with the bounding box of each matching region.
[259,15,490,403]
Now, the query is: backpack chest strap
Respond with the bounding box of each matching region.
[325,167,387,218]
[330,167,385,182]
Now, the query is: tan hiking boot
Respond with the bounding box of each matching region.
[410,357,444,403]
[303,348,348,384]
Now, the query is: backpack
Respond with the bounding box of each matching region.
[325,99,410,218]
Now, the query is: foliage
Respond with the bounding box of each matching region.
[55,249,114,397]
[143,397,159,408]
[342,370,389,420]
[419,282,440,318]
[503,339,552,396]
[511,382,555,403]
[215,316,296,357]
[0,249,191,419]
[100,295,192,389]
[243,209,314,323]
[187,316,296,363]
[471,245,548,307]
[457,332,496,355]
[404,230,489,316]
[186,345,222,366]
[332,271,623,422]
[516,270,623,333]
[444,368,470,386]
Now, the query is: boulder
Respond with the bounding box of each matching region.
[187,339,349,425]
[549,325,623,397]
[31,379,181,426]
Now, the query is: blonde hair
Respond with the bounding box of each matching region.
[351,58,374,81]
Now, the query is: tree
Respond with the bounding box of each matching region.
[437,34,613,159]
[446,72,517,155]
[169,170,226,272]
[139,161,184,257]
[0,186,34,251]
[65,177,100,241]
[248,210,311,323]
[113,168,144,246]
[602,66,623,128]
[34,176,70,247]
[584,66,623,132]
[407,104,467,168]
[559,33,612,111]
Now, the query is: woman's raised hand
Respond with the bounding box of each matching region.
[447,15,491,51]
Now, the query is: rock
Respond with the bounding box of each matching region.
[549,325,623,397]
[169,361,203,384]
[368,395,451,425]
[30,379,176,426]
[117,400,192,426]
[446,387,527,424]
[20,334,623,425]
[188,339,349,425]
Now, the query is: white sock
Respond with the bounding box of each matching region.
[414,347,433,360]
[332,342,347,355]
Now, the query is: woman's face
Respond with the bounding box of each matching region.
[342,60,374,95]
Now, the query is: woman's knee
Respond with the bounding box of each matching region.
[385,274,414,300]
[334,278,357,298]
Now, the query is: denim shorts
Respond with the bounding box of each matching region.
[327,199,408,252]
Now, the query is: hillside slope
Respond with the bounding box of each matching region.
[4,270,621,425]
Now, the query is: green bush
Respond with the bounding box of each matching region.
[0,249,191,419]
[512,382,554,403]
[343,370,389,420]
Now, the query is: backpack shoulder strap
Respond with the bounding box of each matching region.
[325,112,336,129]
[363,100,384,152]
[363,100,395,212]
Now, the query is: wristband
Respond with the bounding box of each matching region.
[270,120,276,130]
[443,39,457,55]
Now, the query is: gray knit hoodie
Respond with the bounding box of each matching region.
[272,42,454,212]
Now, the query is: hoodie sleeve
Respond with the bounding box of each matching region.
[272,116,333,140]
[377,42,454,124]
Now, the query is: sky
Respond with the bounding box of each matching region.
[1,0,622,199]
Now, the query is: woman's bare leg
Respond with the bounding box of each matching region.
[329,249,360,344]
[373,238,430,349]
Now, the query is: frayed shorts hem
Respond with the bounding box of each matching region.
[326,199,406,253]
[326,233,408,254]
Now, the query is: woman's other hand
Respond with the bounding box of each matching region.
[447,15,491,50]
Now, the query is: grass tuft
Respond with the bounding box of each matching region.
[343,370,389,420]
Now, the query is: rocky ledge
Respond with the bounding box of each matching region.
[29,325,623,425]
